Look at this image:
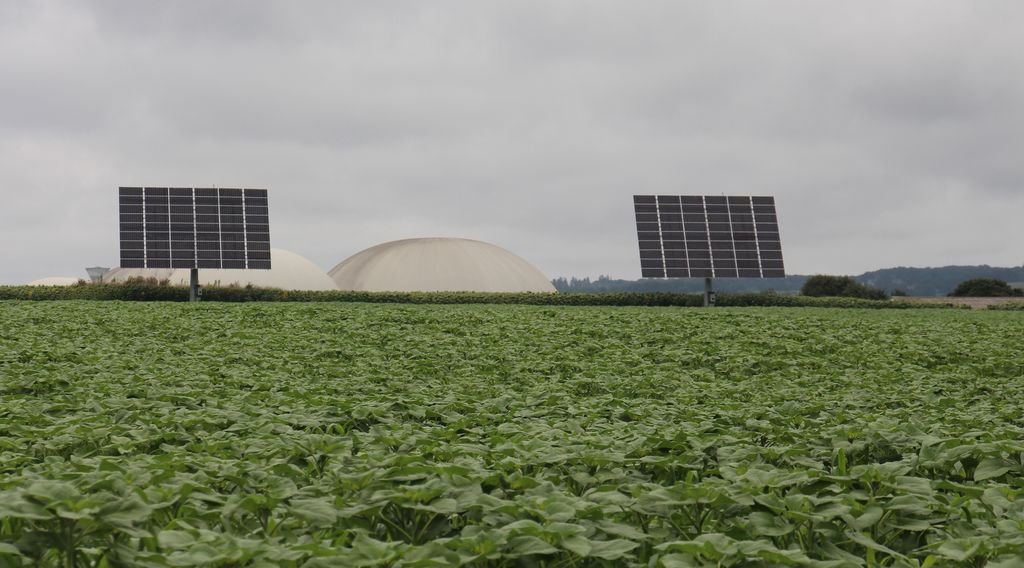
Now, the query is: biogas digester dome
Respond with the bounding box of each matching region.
[104,248,337,291]
[330,238,556,293]
[27,277,82,286]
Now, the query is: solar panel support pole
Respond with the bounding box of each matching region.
[703,277,715,307]
[189,268,200,302]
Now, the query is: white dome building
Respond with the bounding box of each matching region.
[329,238,556,293]
[27,277,82,286]
[104,248,338,291]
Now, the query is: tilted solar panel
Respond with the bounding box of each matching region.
[634,195,785,278]
[119,187,271,270]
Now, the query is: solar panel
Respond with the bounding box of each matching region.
[119,187,272,270]
[634,195,785,278]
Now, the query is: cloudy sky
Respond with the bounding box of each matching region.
[1,1,1022,284]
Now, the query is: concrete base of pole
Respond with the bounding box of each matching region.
[189,268,200,302]
[703,277,715,307]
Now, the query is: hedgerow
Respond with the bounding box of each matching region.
[0,285,954,308]
[988,300,1024,310]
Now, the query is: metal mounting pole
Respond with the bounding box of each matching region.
[189,268,200,302]
[703,276,715,307]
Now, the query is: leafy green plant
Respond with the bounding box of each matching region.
[0,302,1021,566]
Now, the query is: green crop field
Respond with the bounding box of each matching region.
[1,301,1023,567]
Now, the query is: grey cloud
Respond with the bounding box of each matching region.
[1,1,1022,285]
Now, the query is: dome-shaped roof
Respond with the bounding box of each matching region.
[329,238,556,293]
[27,277,82,286]
[104,249,338,291]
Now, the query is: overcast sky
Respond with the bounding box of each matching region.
[2,1,1022,284]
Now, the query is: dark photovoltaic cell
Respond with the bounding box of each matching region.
[119,187,271,270]
[634,195,785,278]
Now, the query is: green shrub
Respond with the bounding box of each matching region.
[800,275,888,300]
[949,278,1024,297]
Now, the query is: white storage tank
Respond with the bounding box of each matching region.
[329,238,556,293]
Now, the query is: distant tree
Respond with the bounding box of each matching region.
[858,265,1024,296]
[801,275,888,300]
[800,275,850,297]
[949,278,1024,297]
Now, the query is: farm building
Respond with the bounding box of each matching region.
[329,238,556,293]
[103,248,338,291]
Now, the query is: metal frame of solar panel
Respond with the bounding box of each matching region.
[119,187,271,270]
[634,195,784,279]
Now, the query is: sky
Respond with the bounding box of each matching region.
[1,1,1022,285]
